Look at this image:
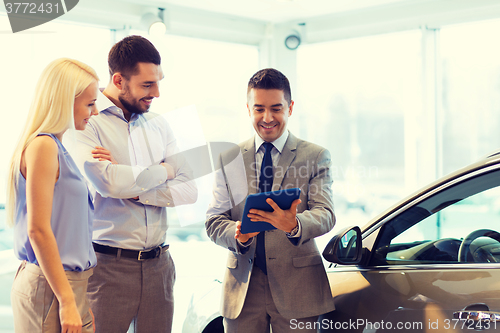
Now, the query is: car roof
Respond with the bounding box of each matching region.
[486,149,500,159]
[360,152,500,233]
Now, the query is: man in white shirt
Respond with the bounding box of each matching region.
[73,35,197,333]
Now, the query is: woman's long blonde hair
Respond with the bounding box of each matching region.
[6,58,99,227]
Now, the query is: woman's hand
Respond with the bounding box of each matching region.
[59,299,82,333]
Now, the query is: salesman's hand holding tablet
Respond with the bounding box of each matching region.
[240,188,302,235]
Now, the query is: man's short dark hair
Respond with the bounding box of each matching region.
[108,35,161,79]
[247,68,292,105]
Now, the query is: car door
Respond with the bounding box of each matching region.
[321,166,500,332]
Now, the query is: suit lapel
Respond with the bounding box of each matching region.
[273,132,298,191]
[242,137,258,195]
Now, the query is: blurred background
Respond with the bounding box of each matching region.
[2,0,500,331]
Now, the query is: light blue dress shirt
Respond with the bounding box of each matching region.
[71,92,197,250]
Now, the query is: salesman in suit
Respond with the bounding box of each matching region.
[206,68,335,332]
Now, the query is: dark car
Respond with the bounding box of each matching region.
[184,152,500,332]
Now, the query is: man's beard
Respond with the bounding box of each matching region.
[119,82,151,115]
[119,94,149,115]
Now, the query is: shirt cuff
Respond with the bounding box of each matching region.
[136,165,169,206]
[237,238,254,254]
[237,238,254,247]
[138,189,156,206]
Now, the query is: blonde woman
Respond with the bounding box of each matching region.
[6,58,99,333]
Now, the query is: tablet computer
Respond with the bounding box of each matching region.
[240,188,301,234]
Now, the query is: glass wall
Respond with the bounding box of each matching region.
[0,16,111,208]
[296,30,422,230]
[440,19,500,175]
[296,19,500,237]
[129,30,259,145]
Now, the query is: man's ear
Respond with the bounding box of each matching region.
[112,73,124,90]
[288,100,294,116]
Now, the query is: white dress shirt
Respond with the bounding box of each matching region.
[71,92,197,250]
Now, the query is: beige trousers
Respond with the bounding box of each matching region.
[11,261,94,333]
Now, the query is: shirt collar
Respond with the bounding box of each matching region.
[96,91,131,121]
[254,130,289,154]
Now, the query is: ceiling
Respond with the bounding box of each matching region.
[133,0,409,23]
[10,0,497,46]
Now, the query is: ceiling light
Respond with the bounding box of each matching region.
[141,8,167,36]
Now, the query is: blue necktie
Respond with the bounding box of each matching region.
[255,142,273,275]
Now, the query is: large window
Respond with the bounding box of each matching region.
[137,32,259,144]
[0,16,111,207]
[298,21,500,232]
[440,19,500,175]
[297,30,422,228]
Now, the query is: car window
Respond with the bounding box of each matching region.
[371,169,500,265]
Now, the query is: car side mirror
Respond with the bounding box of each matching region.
[322,226,363,264]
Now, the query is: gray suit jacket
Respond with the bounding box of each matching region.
[206,132,336,320]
